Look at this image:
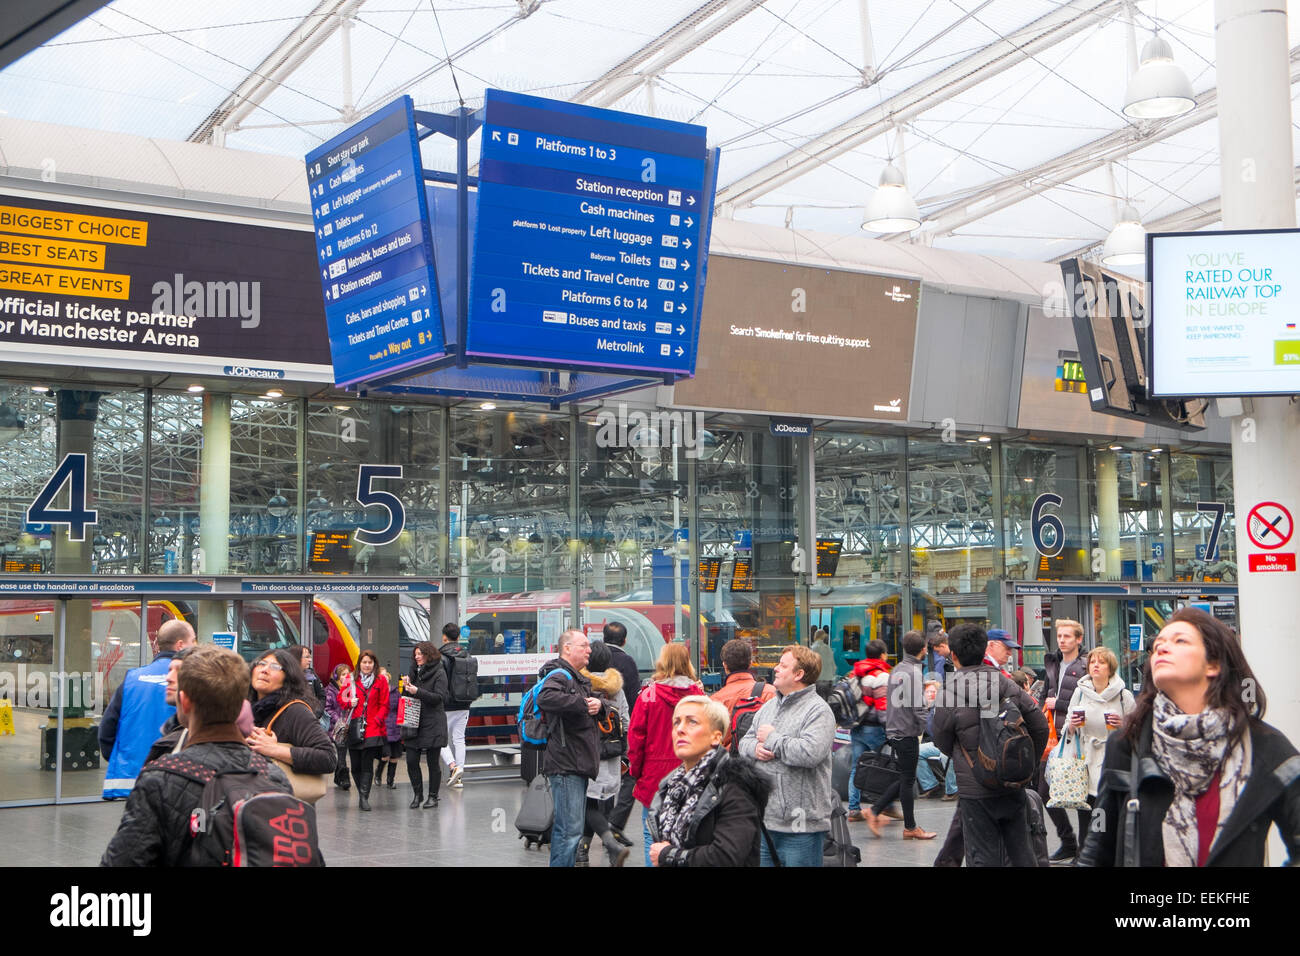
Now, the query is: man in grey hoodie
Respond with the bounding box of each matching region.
[739,643,835,867]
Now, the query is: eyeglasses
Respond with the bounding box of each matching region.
[253,661,284,672]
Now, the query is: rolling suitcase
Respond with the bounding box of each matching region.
[521,741,545,784]
[515,773,554,850]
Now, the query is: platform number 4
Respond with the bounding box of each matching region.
[27,453,98,542]
[355,464,405,546]
[1197,501,1226,562]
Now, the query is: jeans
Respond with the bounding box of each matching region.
[547,774,588,867]
[871,735,919,829]
[759,830,825,868]
[916,742,957,795]
[440,709,469,770]
[847,724,886,811]
[961,792,1036,867]
[643,804,653,867]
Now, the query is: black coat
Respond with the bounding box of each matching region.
[402,660,448,751]
[1077,716,1300,867]
[101,732,291,867]
[607,644,642,713]
[1041,651,1087,733]
[537,658,602,780]
[261,696,337,774]
[439,642,472,713]
[932,665,1050,799]
[647,751,770,867]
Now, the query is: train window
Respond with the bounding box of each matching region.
[841,624,861,656]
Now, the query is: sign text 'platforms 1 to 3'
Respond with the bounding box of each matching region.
[305,96,444,388]
[469,89,716,375]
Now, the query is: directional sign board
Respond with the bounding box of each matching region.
[305,96,444,388]
[469,89,716,375]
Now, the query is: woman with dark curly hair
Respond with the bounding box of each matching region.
[401,640,448,809]
[325,663,353,790]
[1078,607,1300,867]
[245,647,336,801]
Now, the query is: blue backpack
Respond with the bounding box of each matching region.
[517,669,572,746]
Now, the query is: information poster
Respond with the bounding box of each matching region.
[1149,230,1300,396]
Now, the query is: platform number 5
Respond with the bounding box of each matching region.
[355,464,405,546]
[27,453,98,541]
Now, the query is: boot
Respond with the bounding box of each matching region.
[423,792,439,809]
[358,773,372,811]
[409,777,423,808]
[609,826,633,848]
[575,838,590,867]
[386,761,397,789]
[600,830,630,867]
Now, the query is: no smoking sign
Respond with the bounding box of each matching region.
[1246,501,1293,550]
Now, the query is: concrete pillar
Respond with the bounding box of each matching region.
[53,390,98,714]
[199,393,230,642]
[1096,450,1121,581]
[1215,0,1299,860]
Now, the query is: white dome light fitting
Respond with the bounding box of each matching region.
[862,163,921,233]
[1102,204,1146,267]
[1123,35,1195,119]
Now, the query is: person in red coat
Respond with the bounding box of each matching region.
[627,643,704,866]
[347,650,390,810]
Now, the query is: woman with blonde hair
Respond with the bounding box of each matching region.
[627,642,704,866]
[1058,645,1135,839]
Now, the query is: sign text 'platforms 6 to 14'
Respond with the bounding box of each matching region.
[305,96,444,389]
[468,89,716,376]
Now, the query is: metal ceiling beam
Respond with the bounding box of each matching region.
[901,47,1300,243]
[188,0,366,146]
[714,0,1124,214]
[573,0,771,108]
[1053,163,1300,262]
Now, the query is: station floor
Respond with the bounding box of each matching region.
[0,765,989,867]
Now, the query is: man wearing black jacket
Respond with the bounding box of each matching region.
[1039,618,1089,861]
[537,629,605,867]
[933,624,1049,867]
[603,620,639,842]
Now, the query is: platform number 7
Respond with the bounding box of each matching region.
[27,453,98,542]
[1197,502,1226,561]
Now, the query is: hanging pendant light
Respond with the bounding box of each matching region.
[861,163,921,233]
[1123,35,1194,119]
[1102,204,1146,267]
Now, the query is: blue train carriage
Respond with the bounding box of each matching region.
[796,583,946,680]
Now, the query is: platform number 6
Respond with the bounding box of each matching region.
[27,453,98,542]
[1030,493,1065,557]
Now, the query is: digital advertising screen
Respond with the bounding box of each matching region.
[1148,228,1300,397]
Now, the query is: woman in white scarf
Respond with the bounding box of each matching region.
[1063,646,1135,835]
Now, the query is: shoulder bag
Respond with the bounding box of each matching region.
[267,699,329,804]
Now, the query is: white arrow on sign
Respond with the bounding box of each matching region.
[676,324,685,334]
[680,259,691,270]
[687,195,696,205]
[679,281,689,292]
[491,130,501,141]
[682,238,692,249]
[677,303,687,313]
[685,216,694,227]
[675,346,684,356]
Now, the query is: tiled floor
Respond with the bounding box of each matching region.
[0,771,985,867]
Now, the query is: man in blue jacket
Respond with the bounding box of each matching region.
[99,619,196,799]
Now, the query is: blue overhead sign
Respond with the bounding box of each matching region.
[305,96,445,388]
[468,89,716,376]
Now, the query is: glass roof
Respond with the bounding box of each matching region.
[3,0,1300,267]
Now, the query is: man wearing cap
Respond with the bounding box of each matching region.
[984,628,1019,673]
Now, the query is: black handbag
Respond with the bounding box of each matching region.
[346,681,370,747]
[853,741,900,801]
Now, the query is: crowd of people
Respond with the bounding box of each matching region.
[97,606,1300,868]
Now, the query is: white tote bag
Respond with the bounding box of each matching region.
[1045,733,1091,810]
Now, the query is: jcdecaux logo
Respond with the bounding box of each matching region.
[223,365,286,379]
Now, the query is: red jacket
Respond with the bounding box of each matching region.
[627,678,704,807]
[853,658,891,717]
[349,673,390,743]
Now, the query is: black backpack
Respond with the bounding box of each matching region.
[595,705,626,759]
[445,649,482,707]
[152,752,325,867]
[960,694,1037,792]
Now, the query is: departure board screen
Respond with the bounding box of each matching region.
[309,531,353,573]
[698,557,721,593]
[816,538,842,579]
[1036,555,1067,581]
[2,558,41,572]
[729,556,753,592]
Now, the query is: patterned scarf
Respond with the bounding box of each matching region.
[656,746,725,848]
[359,672,375,691]
[1150,692,1249,867]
